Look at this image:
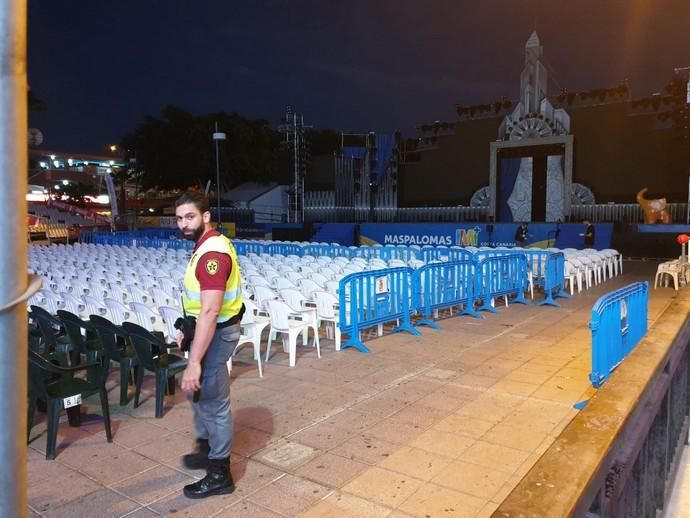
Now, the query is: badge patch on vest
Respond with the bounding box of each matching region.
[205,259,219,275]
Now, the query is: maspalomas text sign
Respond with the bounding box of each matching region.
[359,223,612,250]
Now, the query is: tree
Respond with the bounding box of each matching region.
[121,106,284,192]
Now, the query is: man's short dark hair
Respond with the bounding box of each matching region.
[175,191,209,214]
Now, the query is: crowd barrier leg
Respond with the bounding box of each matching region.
[341,331,369,353]
[539,286,571,307]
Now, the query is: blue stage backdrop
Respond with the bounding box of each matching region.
[499,158,521,222]
[359,223,612,250]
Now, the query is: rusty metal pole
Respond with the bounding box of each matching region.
[0,0,29,516]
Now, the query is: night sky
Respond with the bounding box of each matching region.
[28,0,690,153]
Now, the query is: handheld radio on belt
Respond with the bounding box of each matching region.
[174,298,203,403]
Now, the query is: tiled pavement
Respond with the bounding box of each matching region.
[28,261,676,517]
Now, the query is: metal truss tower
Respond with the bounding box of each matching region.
[278,106,311,223]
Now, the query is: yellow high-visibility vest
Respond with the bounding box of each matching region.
[182,234,243,321]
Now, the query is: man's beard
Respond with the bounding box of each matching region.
[183,226,205,242]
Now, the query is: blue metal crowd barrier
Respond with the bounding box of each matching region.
[334,245,353,258]
[539,252,570,306]
[412,260,480,329]
[243,241,266,255]
[419,246,448,263]
[266,242,303,256]
[75,232,195,250]
[588,282,648,388]
[523,250,550,288]
[447,247,474,262]
[302,244,329,257]
[136,227,180,239]
[475,253,529,313]
[338,267,420,353]
[233,241,249,255]
[388,246,418,262]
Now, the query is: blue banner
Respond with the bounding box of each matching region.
[499,158,521,222]
[360,223,612,249]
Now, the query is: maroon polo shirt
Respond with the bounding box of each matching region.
[194,230,232,291]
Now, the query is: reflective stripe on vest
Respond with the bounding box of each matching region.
[182,234,243,321]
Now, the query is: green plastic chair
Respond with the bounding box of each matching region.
[57,310,101,367]
[89,314,139,406]
[121,322,187,418]
[28,349,112,460]
[29,306,72,364]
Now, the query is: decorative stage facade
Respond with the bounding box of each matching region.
[488,31,573,223]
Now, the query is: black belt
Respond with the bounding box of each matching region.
[188,304,245,329]
[216,316,239,329]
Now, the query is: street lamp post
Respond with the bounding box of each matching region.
[212,122,226,230]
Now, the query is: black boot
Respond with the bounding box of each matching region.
[183,457,235,499]
[182,438,210,470]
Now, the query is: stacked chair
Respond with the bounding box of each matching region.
[27,288,189,458]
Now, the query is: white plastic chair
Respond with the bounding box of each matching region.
[279,288,318,346]
[655,261,682,290]
[69,278,90,297]
[107,283,130,304]
[249,275,271,288]
[297,278,321,300]
[158,305,183,342]
[59,291,87,318]
[232,309,264,378]
[264,299,320,367]
[87,279,108,301]
[34,289,64,315]
[274,277,296,291]
[324,280,340,296]
[103,298,136,326]
[244,297,268,318]
[284,271,304,284]
[81,294,110,319]
[127,284,153,306]
[313,290,341,351]
[252,285,278,312]
[308,272,328,285]
[129,302,165,334]
[564,260,581,295]
[158,277,181,300]
[150,286,178,308]
[318,267,337,280]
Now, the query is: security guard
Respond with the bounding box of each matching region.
[174,191,243,499]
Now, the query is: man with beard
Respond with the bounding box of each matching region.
[174,191,243,498]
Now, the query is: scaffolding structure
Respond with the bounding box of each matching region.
[278,106,311,223]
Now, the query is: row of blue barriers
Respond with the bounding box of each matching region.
[79,231,194,250]
[235,241,481,262]
[80,232,475,260]
[337,253,569,352]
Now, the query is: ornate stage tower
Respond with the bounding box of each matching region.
[489,31,573,222]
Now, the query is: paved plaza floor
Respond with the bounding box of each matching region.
[27,261,677,518]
